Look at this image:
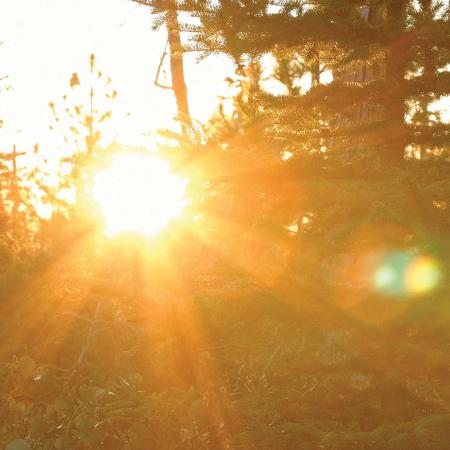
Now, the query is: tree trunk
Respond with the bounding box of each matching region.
[166,10,191,126]
[384,0,409,165]
[418,0,434,124]
[10,145,19,229]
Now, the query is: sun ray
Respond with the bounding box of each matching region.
[0,229,100,364]
[160,259,244,448]
[180,211,296,289]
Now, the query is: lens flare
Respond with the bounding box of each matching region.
[405,256,442,296]
[373,251,442,298]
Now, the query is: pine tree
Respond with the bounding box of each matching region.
[181,0,449,162]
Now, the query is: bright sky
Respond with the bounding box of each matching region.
[0,0,234,153]
[0,0,448,156]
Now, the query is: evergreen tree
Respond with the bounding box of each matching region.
[180,1,449,162]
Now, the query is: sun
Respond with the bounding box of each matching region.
[93,153,187,236]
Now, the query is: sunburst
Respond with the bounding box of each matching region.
[93,153,187,236]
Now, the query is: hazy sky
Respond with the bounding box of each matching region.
[0,0,234,152]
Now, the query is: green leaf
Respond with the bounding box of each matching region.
[79,386,104,403]
[54,397,71,412]
[74,414,95,433]
[5,439,32,450]
[29,415,47,438]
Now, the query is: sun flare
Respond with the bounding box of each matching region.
[93,153,187,236]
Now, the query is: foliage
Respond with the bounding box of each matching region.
[0,248,449,449]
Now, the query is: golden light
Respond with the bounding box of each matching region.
[93,153,187,236]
